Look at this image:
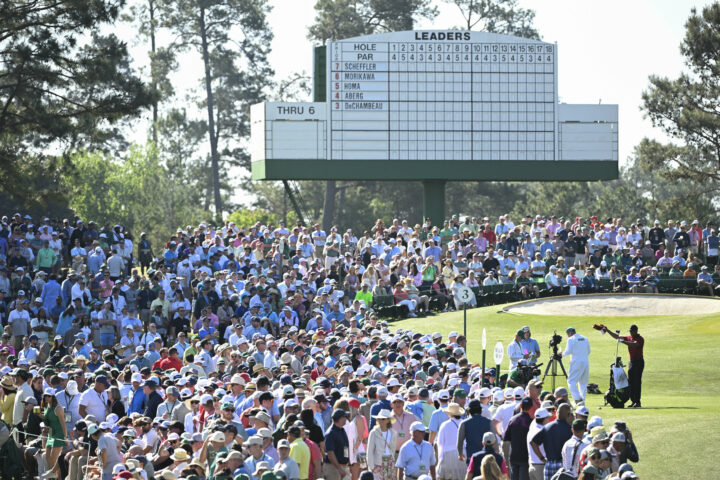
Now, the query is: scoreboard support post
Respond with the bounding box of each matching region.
[422,180,446,226]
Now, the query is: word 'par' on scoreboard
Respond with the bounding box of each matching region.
[327,30,557,161]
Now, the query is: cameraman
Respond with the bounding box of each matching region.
[608,425,639,471]
[507,360,538,388]
[603,325,644,408]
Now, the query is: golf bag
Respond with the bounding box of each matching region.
[604,358,630,408]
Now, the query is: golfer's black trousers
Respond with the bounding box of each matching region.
[628,358,644,404]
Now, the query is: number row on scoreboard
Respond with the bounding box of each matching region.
[388,51,554,64]
[387,43,554,54]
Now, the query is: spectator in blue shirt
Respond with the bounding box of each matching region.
[423,241,442,263]
[582,268,601,293]
[244,316,269,339]
[325,409,351,477]
[305,314,331,332]
[198,316,219,344]
[705,229,718,265]
[530,404,573,479]
[128,374,147,414]
[698,265,716,296]
[520,327,541,364]
[326,303,344,324]
[87,248,104,275]
[540,235,554,256]
[163,242,178,270]
[627,268,642,291]
[369,387,392,430]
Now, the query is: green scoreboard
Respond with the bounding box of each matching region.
[251,31,618,223]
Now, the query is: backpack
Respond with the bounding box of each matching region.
[551,439,582,480]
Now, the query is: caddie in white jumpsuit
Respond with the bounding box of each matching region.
[562,327,591,404]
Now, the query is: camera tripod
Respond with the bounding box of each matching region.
[541,349,568,392]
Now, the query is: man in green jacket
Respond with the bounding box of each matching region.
[35,241,58,274]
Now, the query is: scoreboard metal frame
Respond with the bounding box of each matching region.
[250,30,618,224]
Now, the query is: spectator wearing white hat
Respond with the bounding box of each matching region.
[275,438,301,480]
[493,387,523,444]
[386,394,413,453]
[97,420,123,480]
[8,299,30,352]
[396,422,436,480]
[428,389,451,444]
[530,404,573,480]
[607,429,639,473]
[56,379,81,432]
[697,265,716,296]
[367,409,398,480]
[30,303,53,345]
[167,447,190,477]
[369,386,391,430]
[544,266,564,295]
[527,408,551,480]
[435,402,467,480]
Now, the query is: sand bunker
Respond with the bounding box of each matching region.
[503,294,720,317]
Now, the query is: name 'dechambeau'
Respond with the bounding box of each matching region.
[344,102,384,110]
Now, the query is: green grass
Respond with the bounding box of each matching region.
[392,302,720,480]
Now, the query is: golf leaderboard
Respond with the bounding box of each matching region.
[328,31,558,162]
[251,30,618,222]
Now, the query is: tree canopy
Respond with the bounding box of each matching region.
[0,0,154,201]
[639,3,720,198]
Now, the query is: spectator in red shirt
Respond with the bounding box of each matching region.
[152,348,169,370]
[392,282,418,318]
[158,347,183,371]
[482,225,497,246]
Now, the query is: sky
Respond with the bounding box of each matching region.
[122,0,713,204]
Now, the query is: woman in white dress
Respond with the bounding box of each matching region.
[366,409,398,480]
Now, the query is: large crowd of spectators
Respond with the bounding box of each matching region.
[0,210,710,480]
